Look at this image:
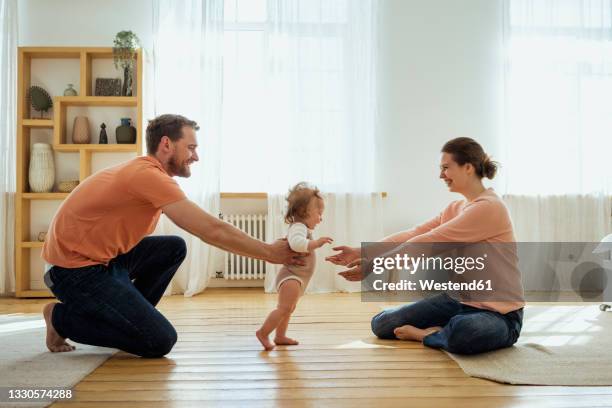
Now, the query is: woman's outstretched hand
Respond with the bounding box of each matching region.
[338,258,364,281]
[325,246,360,266]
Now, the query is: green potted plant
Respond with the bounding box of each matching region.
[112,31,140,97]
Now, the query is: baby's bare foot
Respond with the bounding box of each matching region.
[274,336,299,346]
[256,329,275,351]
[43,303,75,353]
[393,325,442,342]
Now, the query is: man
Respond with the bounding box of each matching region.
[41,114,301,357]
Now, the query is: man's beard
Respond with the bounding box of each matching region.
[169,155,191,177]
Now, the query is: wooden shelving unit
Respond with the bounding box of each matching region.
[21,192,70,200]
[21,119,54,128]
[15,47,143,297]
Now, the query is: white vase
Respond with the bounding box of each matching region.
[29,143,55,193]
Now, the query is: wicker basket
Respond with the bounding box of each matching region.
[58,179,79,193]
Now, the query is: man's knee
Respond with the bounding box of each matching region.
[140,325,177,358]
[167,236,187,262]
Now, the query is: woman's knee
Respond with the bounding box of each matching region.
[370,311,396,339]
[443,315,510,355]
[442,331,475,354]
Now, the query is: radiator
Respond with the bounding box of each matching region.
[222,214,267,279]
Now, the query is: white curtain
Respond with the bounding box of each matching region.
[264,0,383,293]
[0,0,17,296]
[151,0,224,296]
[501,0,612,242]
[504,194,612,242]
[264,0,378,194]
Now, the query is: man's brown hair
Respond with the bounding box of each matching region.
[146,114,199,155]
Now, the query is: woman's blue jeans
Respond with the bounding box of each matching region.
[371,293,523,355]
[46,236,186,358]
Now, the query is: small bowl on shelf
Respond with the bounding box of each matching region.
[57,180,79,193]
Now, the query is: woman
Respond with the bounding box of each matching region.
[327,137,524,355]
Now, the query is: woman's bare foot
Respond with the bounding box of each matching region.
[274,335,299,346]
[256,329,275,351]
[43,303,75,352]
[393,325,442,342]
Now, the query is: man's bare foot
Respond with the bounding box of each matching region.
[43,303,75,352]
[393,325,442,342]
[274,336,299,346]
[256,329,275,351]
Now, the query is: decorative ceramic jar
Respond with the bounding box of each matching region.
[63,84,77,96]
[72,116,91,144]
[116,118,136,144]
[28,143,55,193]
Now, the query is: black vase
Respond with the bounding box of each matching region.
[116,118,136,144]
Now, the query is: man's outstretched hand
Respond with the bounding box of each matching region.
[267,239,306,266]
[338,258,365,281]
[325,245,360,266]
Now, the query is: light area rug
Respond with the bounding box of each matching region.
[448,305,612,385]
[0,314,116,407]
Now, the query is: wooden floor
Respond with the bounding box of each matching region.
[3,288,612,407]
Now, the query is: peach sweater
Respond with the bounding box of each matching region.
[391,188,524,314]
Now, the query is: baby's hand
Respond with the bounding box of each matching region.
[315,237,333,248]
[307,237,333,251]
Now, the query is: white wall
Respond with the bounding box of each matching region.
[376,0,504,235]
[18,0,153,49]
[19,0,505,237]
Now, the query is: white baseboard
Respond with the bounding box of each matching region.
[207,278,265,288]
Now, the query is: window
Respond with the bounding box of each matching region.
[502,0,612,195]
[220,0,353,192]
[220,0,268,191]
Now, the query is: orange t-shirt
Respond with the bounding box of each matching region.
[42,156,186,268]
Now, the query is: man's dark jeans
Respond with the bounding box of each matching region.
[371,293,523,355]
[46,236,187,358]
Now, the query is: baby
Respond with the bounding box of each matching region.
[256,182,332,351]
